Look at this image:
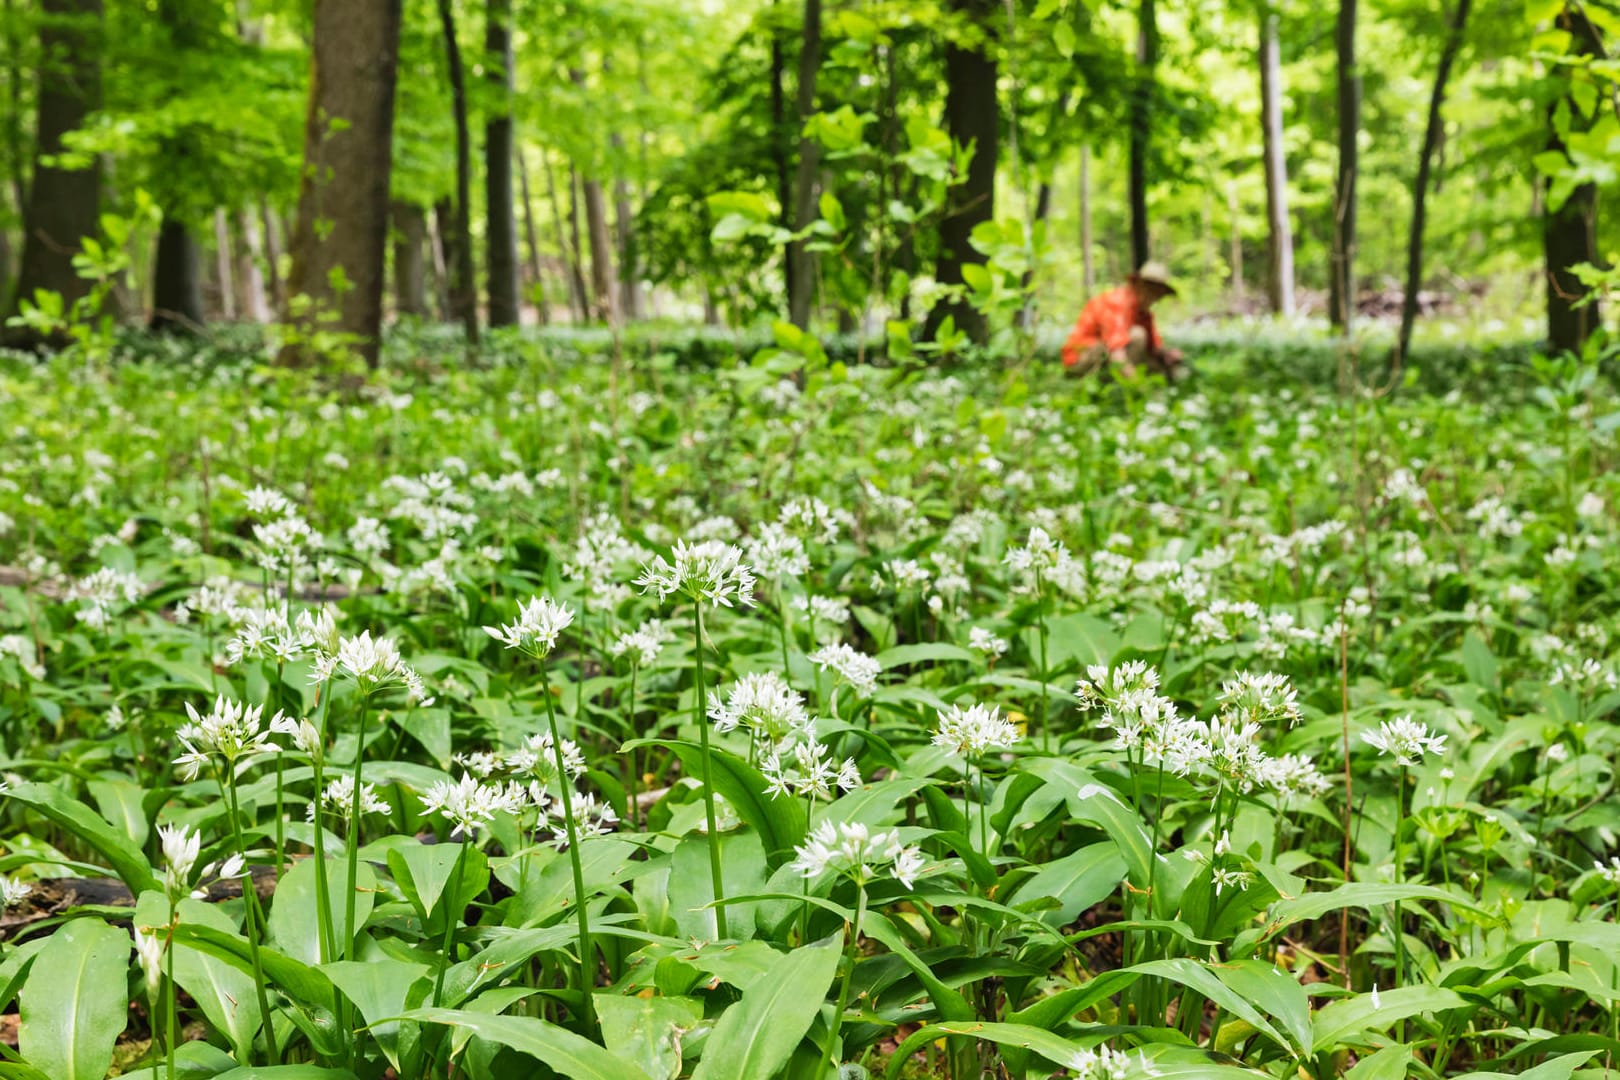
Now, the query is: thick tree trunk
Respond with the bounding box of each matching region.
[391,200,428,317]
[1329,0,1359,331]
[483,0,519,328]
[430,197,453,319]
[1395,0,1472,365]
[925,0,997,346]
[1545,5,1603,355]
[1127,0,1157,271]
[582,172,614,322]
[1079,145,1094,295]
[236,208,270,322]
[438,0,479,342]
[150,219,206,332]
[787,0,823,328]
[7,0,103,344]
[1259,6,1295,317]
[517,146,547,323]
[283,0,402,366]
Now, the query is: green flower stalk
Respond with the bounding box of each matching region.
[634,541,758,940]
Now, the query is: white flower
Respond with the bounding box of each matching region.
[1003,526,1068,580]
[1211,866,1253,895]
[1064,1045,1141,1080]
[1075,661,1159,711]
[610,619,672,667]
[761,733,862,801]
[0,874,31,908]
[134,926,165,996]
[1595,857,1620,886]
[243,485,292,518]
[634,540,757,608]
[270,712,323,760]
[932,703,1020,758]
[158,823,201,898]
[968,626,1008,658]
[503,731,586,787]
[744,523,810,580]
[1218,671,1301,728]
[709,672,810,740]
[174,696,276,780]
[546,788,620,848]
[1361,715,1448,766]
[808,643,881,698]
[791,821,926,888]
[309,774,392,822]
[319,631,431,704]
[420,774,525,837]
[484,595,575,657]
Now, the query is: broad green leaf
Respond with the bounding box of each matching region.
[669,830,765,940]
[1008,841,1126,926]
[622,739,806,862]
[1345,1044,1413,1080]
[135,891,263,1063]
[268,855,375,963]
[690,935,841,1080]
[18,918,130,1080]
[399,1007,655,1080]
[7,782,160,894]
[169,922,336,1012]
[1208,958,1310,1056]
[1453,1050,1599,1080]
[1130,959,1293,1055]
[1263,882,1480,938]
[1311,985,1470,1051]
[883,1021,1090,1080]
[325,956,431,1072]
[875,642,975,667]
[595,993,703,1080]
[213,1068,361,1079]
[388,842,489,927]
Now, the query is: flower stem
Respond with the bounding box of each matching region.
[342,695,369,960]
[430,840,468,1009]
[225,778,280,1064]
[540,661,598,1036]
[693,604,728,939]
[818,884,867,1079]
[311,687,336,965]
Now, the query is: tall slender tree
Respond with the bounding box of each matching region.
[1259,2,1295,316]
[283,0,403,366]
[1330,0,1359,331]
[1395,0,1473,366]
[484,0,520,327]
[787,0,822,329]
[392,200,429,317]
[150,0,207,333]
[1128,0,1158,270]
[7,0,104,343]
[439,0,479,342]
[1544,4,1602,355]
[926,0,998,345]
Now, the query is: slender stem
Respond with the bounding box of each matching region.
[1394,763,1408,1004]
[430,840,469,1009]
[342,694,369,960]
[818,884,867,1079]
[225,777,280,1064]
[164,898,176,1080]
[311,687,336,965]
[1035,569,1049,752]
[540,661,598,1036]
[693,604,728,939]
[627,663,640,830]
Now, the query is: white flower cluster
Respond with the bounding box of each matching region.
[174,696,280,781]
[635,540,757,608]
[932,702,1020,758]
[791,821,925,888]
[310,630,432,705]
[0,634,43,682]
[1361,714,1448,766]
[484,595,575,658]
[808,643,882,698]
[309,774,392,822]
[69,567,144,630]
[709,672,811,740]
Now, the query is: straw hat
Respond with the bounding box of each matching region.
[1131,261,1178,295]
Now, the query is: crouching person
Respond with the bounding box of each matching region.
[1061,261,1187,381]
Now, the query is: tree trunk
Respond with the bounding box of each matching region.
[149,218,206,332]
[545,152,587,322]
[1329,0,1359,331]
[1019,181,1052,329]
[1080,145,1094,295]
[213,209,236,320]
[429,197,453,319]
[235,208,270,321]
[438,0,479,342]
[1227,180,1243,296]
[613,166,641,320]
[6,0,103,344]
[1545,5,1603,355]
[1127,0,1157,271]
[582,172,613,322]
[787,0,823,329]
[483,0,519,328]
[517,145,547,323]
[259,202,283,311]
[1259,5,1295,316]
[1395,0,1472,366]
[925,0,998,346]
[283,0,402,366]
[391,200,428,317]
[770,5,794,311]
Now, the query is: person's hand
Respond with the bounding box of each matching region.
[1165,347,1184,364]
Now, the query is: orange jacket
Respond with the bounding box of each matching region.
[1061,286,1162,367]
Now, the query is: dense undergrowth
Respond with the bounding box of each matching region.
[0,332,1617,1080]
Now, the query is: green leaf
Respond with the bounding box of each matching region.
[1208,958,1310,1056]
[388,842,489,928]
[212,1068,361,1079]
[168,922,336,1012]
[883,1021,1089,1080]
[622,740,805,863]
[1311,985,1470,1051]
[399,1007,654,1080]
[874,642,976,667]
[1007,842,1126,926]
[595,993,703,1080]
[268,855,376,963]
[1263,882,1480,938]
[1347,1045,1413,1080]
[135,891,263,1063]
[18,918,130,1080]
[1453,1050,1599,1080]
[690,935,842,1080]
[1461,632,1498,692]
[669,830,766,940]
[1130,959,1294,1055]
[6,782,159,895]
[325,956,431,1072]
